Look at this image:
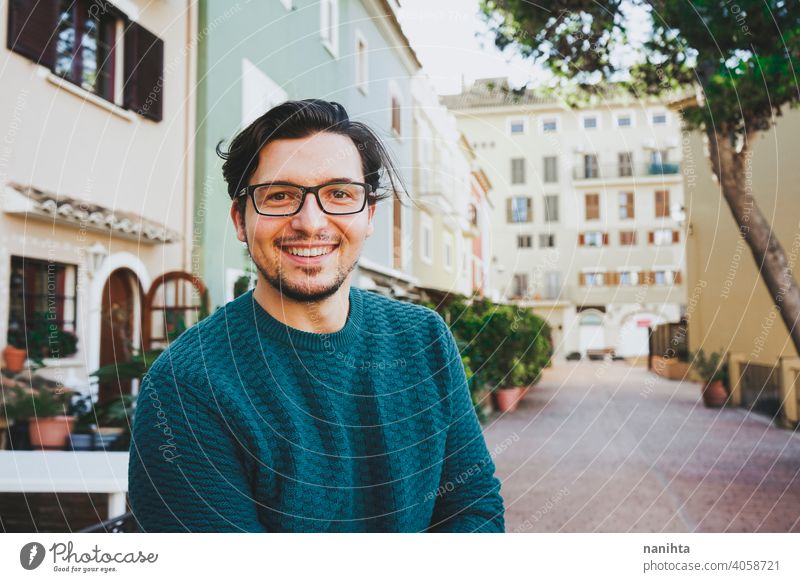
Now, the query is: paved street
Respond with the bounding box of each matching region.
[483,360,800,532]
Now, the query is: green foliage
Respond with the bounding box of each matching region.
[74,394,137,432]
[690,349,728,385]
[422,296,553,398]
[90,349,164,384]
[481,0,800,135]
[4,386,74,420]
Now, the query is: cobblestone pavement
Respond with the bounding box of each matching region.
[483,360,800,532]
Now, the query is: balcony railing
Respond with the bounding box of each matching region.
[573,162,681,180]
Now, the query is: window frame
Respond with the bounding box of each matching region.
[544,194,559,222]
[508,117,527,136]
[420,212,433,264]
[543,155,559,183]
[320,0,339,58]
[510,157,526,185]
[539,115,560,134]
[354,29,368,94]
[613,109,635,128]
[580,112,601,130]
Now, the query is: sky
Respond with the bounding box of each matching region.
[396,0,547,95]
[396,0,655,96]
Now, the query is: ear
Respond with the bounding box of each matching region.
[230,201,247,242]
[365,201,377,238]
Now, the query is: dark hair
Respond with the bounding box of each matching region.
[217,99,406,220]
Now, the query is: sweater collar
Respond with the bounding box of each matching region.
[246,285,364,352]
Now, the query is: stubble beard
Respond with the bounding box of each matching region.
[245,233,357,303]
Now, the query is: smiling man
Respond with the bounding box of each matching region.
[128,99,505,532]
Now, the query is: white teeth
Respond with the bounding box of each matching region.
[284,246,335,257]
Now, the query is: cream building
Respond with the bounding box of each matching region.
[443,79,687,360]
[411,73,493,300]
[0,1,201,399]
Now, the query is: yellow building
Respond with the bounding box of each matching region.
[683,108,800,424]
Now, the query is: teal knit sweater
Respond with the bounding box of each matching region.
[128,286,504,532]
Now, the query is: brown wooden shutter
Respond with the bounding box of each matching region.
[578,233,585,246]
[602,232,609,245]
[7,0,59,68]
[579,272,586,286]
[648,231,654,244]
[674,271,682,284]
[506,198,513,222]
[672,230,680,243]
[526,197,532,222]
[124,21,164,121]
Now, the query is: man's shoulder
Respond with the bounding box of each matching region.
[356,287,443,328]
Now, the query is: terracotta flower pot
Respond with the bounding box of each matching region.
[495,387,523,412]
[29,416,76,450]
[3,346,27,373]
[702,380,728,408]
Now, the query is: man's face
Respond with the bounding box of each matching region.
[231,131,376,303]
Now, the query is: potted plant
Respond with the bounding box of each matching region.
[690,349,729,408]
[9,386,78,449]
[3,330,27,373]
[71,394,136,451]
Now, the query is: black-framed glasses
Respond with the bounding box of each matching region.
[237,181,374,216]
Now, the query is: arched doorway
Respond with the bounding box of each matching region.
[98,268,142,403]
[618,312,666,357]
[579,311,605,356]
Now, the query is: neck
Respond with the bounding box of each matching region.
[252,275,352,334]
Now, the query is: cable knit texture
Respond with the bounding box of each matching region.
[128,286,505,532]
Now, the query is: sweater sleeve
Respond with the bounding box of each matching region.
[427,316,506,533]
[128,368,266,532]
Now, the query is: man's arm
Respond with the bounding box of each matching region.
[427,315,505,533]
[128,368,266,532]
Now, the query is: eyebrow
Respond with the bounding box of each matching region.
[266,177,360,184]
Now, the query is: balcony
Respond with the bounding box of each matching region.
[573,162,682,181]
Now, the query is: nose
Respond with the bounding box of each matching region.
[290,192,328,233]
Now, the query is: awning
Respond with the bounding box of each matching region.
[3,182,181,244]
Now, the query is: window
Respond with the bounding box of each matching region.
[241,58,288,127]
[618,152,633,177]
[581,231,605,247]
[509,119,525,135]
[390,93,402,136]
[582,272,605,287]
[443,233,454,271]
[7,256,78,359]
[583,154,598,178]
[539,233,555,248]
[619,270,639,286]
[544,195,559,222]
[355,31,368,93]
[507,196,532,223]
[655,190,670,218]
[619,230,637,246]
[544,271,561,299]
[7,0,164,120]
[654,270,674,285]
[53,0,116,101]
[280,0,293,8]
[513,273,529,297]
[420,214,433,263]
[541,118,558,133]
[651,228,674,245]
[616,113,632,127]
[517,235,533,249]
[543,156,558,183]
[651,149,668,165]
[511,158,526,184]
[618,192,634,219]
[585,193,600,220]
[651,111,668,125]
[582,115,598,129]
[320,0,339,56]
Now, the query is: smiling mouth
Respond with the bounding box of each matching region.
[279,244,339,259]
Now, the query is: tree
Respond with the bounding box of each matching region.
[481,0,800,356]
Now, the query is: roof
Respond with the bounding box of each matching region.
[3,183,181,244]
